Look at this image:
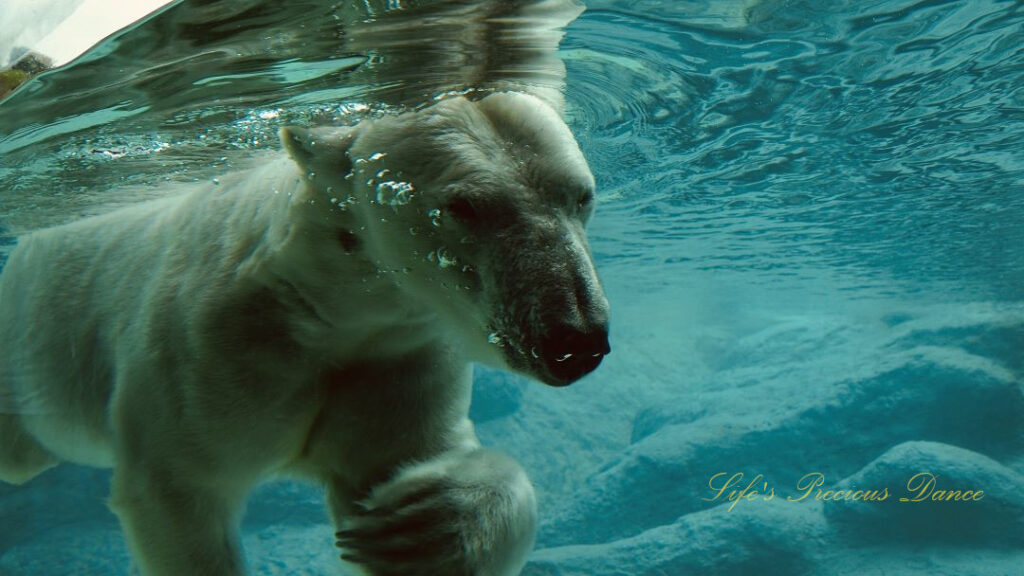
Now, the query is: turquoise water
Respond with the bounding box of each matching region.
[2,0,1022,301]
[573,1,1023,304]
[1,1,1022,574]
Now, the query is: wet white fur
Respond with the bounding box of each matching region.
[0,93,600,575]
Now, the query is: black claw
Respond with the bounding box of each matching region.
[341,552,368,564]
[335,485,467,573]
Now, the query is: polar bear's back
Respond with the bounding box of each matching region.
[0,194,189,465]
[0,161,296,467]
[0,153,345,473]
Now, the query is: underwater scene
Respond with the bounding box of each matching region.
[1,0,1022,575]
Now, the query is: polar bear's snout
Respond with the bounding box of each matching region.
[535,265,610,385]
[540,320,610,385]
[537,241,610,384]
[496,222,610,387]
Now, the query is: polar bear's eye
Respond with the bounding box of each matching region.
[446,197,479,222]
[578,191,595,209]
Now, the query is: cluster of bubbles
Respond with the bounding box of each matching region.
[85,140,171,161]
[329,195,357,210]
[224,108,289,150]
[375,177,415,208]
[426,246,457,269]
[346,151,417,212]
[308,146,484,293]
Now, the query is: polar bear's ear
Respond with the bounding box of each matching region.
[280,125,358,172]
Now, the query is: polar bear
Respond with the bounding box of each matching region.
[0,91,609,575]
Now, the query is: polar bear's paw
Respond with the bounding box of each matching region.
[336,449,536,576]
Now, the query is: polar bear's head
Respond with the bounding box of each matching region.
[282,93,609,386]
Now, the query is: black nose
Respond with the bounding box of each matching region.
[541,324,611,384]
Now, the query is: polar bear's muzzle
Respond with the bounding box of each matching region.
[499,296,610,387]
[496,226,610,387]
[538,321,610,385]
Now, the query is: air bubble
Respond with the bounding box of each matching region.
[434,247,457,268]
[428,209,442,227]
[555,353,574,362]
[376,180,415,208]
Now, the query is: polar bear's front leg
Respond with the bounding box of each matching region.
[109,463,247,576]
[335,448,537,576]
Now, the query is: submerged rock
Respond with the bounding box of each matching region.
[527,499,823,576]
[540,315,1023,547]
[471,367,526,422]
[824,441,1024,545]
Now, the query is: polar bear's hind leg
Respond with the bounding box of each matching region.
[0,413,58,484]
